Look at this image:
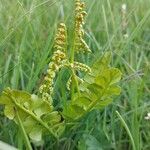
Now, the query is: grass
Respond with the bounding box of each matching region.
[0,0,150,149]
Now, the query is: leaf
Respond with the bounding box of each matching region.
[95,68,122,86]
[29,126,43,142]
[42,111,61,125]
[63,103,85,120]
[33,101,53,118]
[23,116,36,133]
[4,105,15,120]
[106,85,121,96]
[0,88,64,141]
[11,90,31,104]
[109,68,122,85]
[90,52,112,76]
[63,52,122,120]
[87,84,103,98]
[94,98,113,109]
[72,95,92,110]
[0,92,13,105]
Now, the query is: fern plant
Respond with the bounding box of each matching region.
[0,0,122,149]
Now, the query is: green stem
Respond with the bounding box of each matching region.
[116,111,136,150]
[70,25,76,100]
[70,27,76,63]
[70,4,82,99]
[71,69,80,96]
[16,110,32,150]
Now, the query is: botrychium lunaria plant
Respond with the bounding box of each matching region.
[0,0,122,149]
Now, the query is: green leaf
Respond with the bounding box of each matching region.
[63,52,122,120]
[0,88,64,141]
[42,111,61,125]
[23,116,36,133]
[29,126,43,142]
[109,68,122,85]
[33,101,53,118]
[87,83,103,98]
[106,85,121,96]
[91,52,112,76]
[11,90,31,104]
[94,98,113,109]
[72,94,92,110]
[95,68,122,86]
[0,93,13,105]
[4,105,15,120]
[63,104,85,120]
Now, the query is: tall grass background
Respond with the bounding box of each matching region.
[0,0,150,149]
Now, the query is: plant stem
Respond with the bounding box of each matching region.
[70,2,81,99]
[116,111,136,150]
[70,25,76,63]
[70,23,76,100]
[70,25,76,99]
[16,110,32,150]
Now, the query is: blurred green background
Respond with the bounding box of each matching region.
[0,0,150,149]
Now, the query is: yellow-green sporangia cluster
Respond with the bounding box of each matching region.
[65,0,92,90]
[54,23,67,52]
[39,23,67,102]
[40,0,92,96]
[39,0,92,96]
[74,61,91,73]
[74,0,91,53]
[66,61,91,91]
